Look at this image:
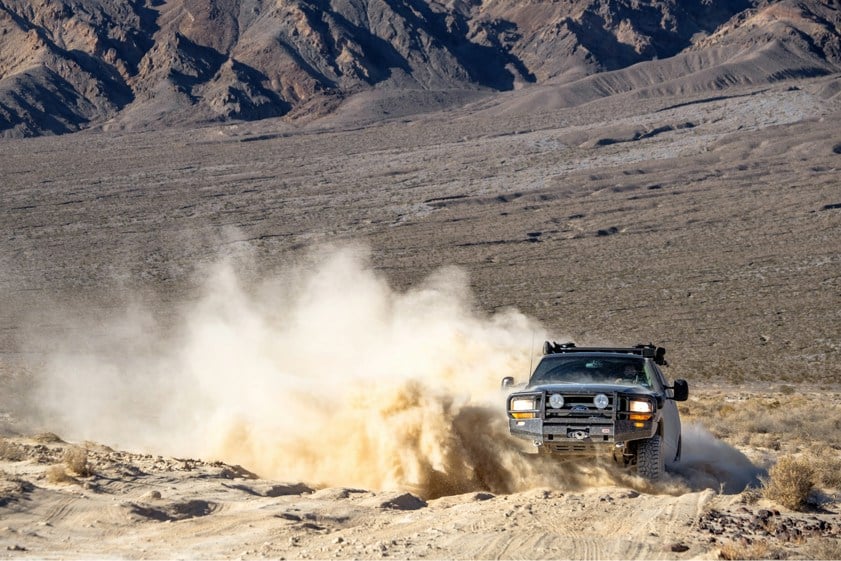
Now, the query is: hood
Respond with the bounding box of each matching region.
[524,383,657,397]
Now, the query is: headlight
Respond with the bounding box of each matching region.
[509,396,538,420]
[593,393,609,409]
[629,400,653,413]
[510,397,537,411]
[548,393,564,409]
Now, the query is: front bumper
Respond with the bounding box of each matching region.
[507,390,659,453]
[510,417,656,452]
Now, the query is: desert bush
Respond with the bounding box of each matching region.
[739,486,762,505]
[46,465,74,484]
[762,455,814,510]
[810,447,841,488]
[718,541,772,560]
[62,446,92,477]
[33,432,64,443]
[0,438,24,461]
[804,537,841,560]
[686,390,841,455]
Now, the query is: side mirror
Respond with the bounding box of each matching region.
[501,376,515,390]
[671,379,689,401]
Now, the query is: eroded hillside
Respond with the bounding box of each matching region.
[1,0,839,136]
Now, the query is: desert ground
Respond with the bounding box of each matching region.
[1,73,841,559]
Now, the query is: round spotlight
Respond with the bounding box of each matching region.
[593,393,609,409]
[548,393,564,409]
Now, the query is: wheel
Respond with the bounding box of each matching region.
[636,434,665,479]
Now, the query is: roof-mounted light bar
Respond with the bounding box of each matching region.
[542,342,668,365]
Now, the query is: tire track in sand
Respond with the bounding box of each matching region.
[466,487,715,559]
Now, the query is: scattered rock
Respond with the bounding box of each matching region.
[127,500,218,522]
[141,490,162,501]
[218,465,260,480]
[378,493,427,511]
[265,483,315,497]
[597,226,620,237]
[312,488,366,501]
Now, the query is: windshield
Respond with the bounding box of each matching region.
[529,355,651,387]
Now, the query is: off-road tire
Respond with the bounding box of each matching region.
[636,434,664,479]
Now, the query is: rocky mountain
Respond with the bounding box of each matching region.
[0,0,839,137]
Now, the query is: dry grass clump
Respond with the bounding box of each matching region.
[803,537,841,560]
[62,446,93,477]
[810,447,841,488]
[718,541,773,560]
[0,438,24,461]
[46,465,75,484]
[683,390,841,454]
[32,432,64,443]
[762,455,814,511]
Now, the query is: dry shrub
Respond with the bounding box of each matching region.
[33,432,64,443]
[778,385,795,395]
[0,438,24,461]
[63,446,92,477]
[810,447,841,488]
[804,537,841,560]
[739,486,762,505]
[762,455,814,510]
[718,540,771,560]
[46,465,75,484]
[690,390,841,455]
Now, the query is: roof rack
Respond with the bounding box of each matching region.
[542,342,668,365]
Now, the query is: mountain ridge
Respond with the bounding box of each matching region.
[0,0,839,137]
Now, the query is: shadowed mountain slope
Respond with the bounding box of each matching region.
[0,0,839,137]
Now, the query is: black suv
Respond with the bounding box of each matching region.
[502,343,688,479]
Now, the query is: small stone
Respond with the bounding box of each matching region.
[670,543,689,553]
[142,490,162,501]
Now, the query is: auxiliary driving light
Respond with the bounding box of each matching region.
[593,393,609,409]
[548,393,564,409]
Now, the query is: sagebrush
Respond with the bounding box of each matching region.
[0,438,24,461]
[762,455,814,510]
[63,446,93,477]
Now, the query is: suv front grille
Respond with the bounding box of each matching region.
[543,392,616,420]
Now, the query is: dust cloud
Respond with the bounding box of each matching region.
[26,245,757,498]
[30,245,552,497]
[673,423,764,493]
